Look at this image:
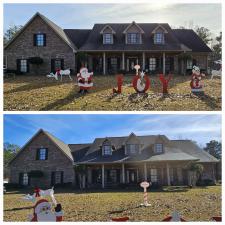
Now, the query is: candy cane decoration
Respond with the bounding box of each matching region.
[140,181,151,207]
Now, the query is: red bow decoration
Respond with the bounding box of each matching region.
[34,187,41,197]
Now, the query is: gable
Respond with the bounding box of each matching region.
[123,21,145,34]
[5,13,76,52]
[100,25,116,34]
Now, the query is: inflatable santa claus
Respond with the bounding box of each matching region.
[77,67,93,93]
[29,199,63,222]
[190,65,205,93]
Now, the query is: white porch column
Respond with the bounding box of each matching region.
[102,164,105,188]
[122,52,125,70]
[122,164,125,183]
[144,163,147,180]
[103,52,106,75]
[142,52,145,69]
[166,163,171,186]
[163,52,166,74]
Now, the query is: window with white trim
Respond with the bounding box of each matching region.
[103,145,112,155]
[127,33,141,44]
[187,59,193,69]
[126,144,139,154]
[150,169,158,182]
[36,34,45,46]
[149,58,156,71]
[154,143,163,153]
[154,32,164,44]
[23,173,29,185]
[20,59,28,73]
[103,33,113,44]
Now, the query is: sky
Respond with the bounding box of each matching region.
[3,3,221,38]
[4,114,221,148]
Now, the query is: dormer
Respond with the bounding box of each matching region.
[100,25,116,45]
[152,25,168,45]
[102,138,112,156]
[123,21,144,44]
[153,135,165,154]
[124,132,141,155]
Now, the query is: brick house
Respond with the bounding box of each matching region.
[4,12,212,75]
[9,129,218,188]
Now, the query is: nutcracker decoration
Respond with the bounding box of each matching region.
[159,74,172,94]
[77,67,93,93]
[113,74,124,94]
[190,66,205,94]
[132,65,150,93]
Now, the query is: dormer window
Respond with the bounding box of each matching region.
[103,33,113,44]
[154,32,164,44]
[126,144,139,155]
[103,145,112,155]
[127,33,141,44]
[154,144,163,154]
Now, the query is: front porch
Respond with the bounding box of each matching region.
[78,162,190,189]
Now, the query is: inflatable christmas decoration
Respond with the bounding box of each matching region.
[29,199,63,222]
[77,67,93,93]
[211,216,222,222]
[159,74,172,94]
[113,74,124,94]
[140,181,151,207]
[111,217,130,222]
[190,66,205,94]
[132,65,150,93]
[46,69,72,81]
[162,211,186,222]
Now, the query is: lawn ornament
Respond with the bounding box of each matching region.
[46,72,58,80]
[113,74,124,94]
[211,216,222,222]
[35,187,57,205]
[111,216,130,222]
[77,67,93,93]
[140,181,151,207]
[159,74,172,94]
[133,65,150,93]
[211,61,222,79]
[56,69,72,81]
[28,199,63,222]
[162,211,186,221]
[190,65,205,93]
[22,193,36,203]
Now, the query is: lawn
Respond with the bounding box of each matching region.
[3,186,221,222]
[4,75,221,111]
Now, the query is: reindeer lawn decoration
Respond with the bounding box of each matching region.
[46,69,72,81]
[132,65,150,93]
[211,60,222,79]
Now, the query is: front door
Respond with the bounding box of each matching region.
[127,169,137,183]
[127,58,138,73]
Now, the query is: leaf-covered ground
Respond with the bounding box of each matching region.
[4,75,221,111]
[4,186,221,221]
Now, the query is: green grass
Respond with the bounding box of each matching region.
[3,186,221,221]
[4,75,221,111]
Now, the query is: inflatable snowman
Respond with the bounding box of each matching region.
[77,67,93,93]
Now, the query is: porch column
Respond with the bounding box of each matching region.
[122,52,125,70]
[166,163,171,186]
[144,163,147,180]
[87,167,92,185]
[102,164,105,188]
[163,52,166,74]
[103,52,106,75]
[85,53,88,68]
[122,164,125,183]
[142,52,145,70]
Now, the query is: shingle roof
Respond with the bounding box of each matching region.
[68,144,91,162]
[173,29,212,52]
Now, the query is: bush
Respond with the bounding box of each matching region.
[54,182,72,188]
[150,182,162,190]
[28,170,44,178]
[4,183,23,189]
[28,57,43,65]
[196,179,216,186]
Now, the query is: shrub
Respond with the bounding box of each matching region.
[4,183,23,189]
[196,179,216,186]
[54,182,72,188]
[28,57,44,65]
[28,170,44,178]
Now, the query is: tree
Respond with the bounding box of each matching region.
[186,162,204,187]
[4,24,23,46]
[74,165,87,189]
[212,32,222,60]
[195,26,212,45]
[204,140,221,159]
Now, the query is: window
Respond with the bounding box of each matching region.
[103,145,112,155]
[149,58,156,71]
[103,33,113,44]
[187,59,193,69]
[20,59,28,73]
[126,144,139,154]
[34,33,46,46]
[37,148,48,160]
[51,58,64,72]
[154,144,163,153]
[22,173,29,185]
[127,33,140,44]
[154,32,164,44]
[55,171,62,184]
[150,169,158,182]
[108,169,118,183]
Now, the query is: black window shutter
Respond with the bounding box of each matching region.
[28,174,31,186]
[51,172,55,186]
[51,59,55,73]
[43,34,46,46]
[33,34,37,46]
[61,171,64,184]
[45,148,48,160]
[19,173,23,185]
[61,59,64,70]
[17,59,21,73]
[36,149,40,160]
[27,59,30,73]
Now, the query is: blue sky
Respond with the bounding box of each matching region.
[4,114,221,148]
[3,3,221,37]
